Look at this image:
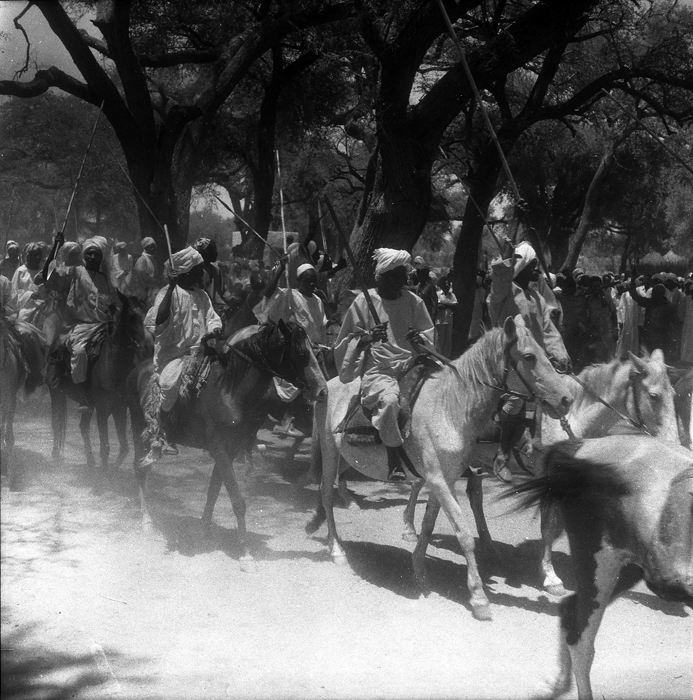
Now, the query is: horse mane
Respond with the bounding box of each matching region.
[440,326,505,420]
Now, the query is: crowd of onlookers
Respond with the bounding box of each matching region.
[2,236,691,371]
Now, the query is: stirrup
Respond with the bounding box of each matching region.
[492,452,513,484]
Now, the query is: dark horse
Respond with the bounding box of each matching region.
[49,293,150,472]
[515,435,693,700]
[126,320,327,569]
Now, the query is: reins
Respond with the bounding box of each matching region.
[480,336,537,402]
[563,370,652,436]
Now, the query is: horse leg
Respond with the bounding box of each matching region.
[80,408,96,469]
[201,462,223,531]
[50,386,67,466]
[411,495,440,595]
[112,401,129,468]
[541,499,568,596]
[555,544,624,700]
[3,395,18,490]
[95,402,111,471]
[318,415,346,562]
[465,473,495,553]
[210,438,253,570]
[429,476,492,621]
[402,478,425,542]
[134,460,153,530]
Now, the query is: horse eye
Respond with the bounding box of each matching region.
[649,392,660,401]
[523,353,536,362]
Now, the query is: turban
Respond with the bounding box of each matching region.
[194,237,212,252]
[141,237,156,250]
[297,263,316,278]
[307,241,317,255]
[513,241,537,277]
[429,270,439,283]
[82,235,109,258]
[59,242,82,266]
[113,241,128,253]
[248,260,260,272]
[166,246,203,274]
[373,248,411,277]
[6,240,19,251]
[413,255,426,269]
[24,242,44,256]
[287,242,300,255]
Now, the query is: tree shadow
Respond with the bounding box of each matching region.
[1,623,151,700]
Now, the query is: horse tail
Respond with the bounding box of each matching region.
[507,441,631,511]
[50,386,67,464]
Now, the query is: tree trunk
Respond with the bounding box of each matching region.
[563,144,616,270]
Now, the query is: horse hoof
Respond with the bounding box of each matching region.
[544,583,568,597]
[471,603,493,622]
[402,530,418,543]
[239,555,255,573]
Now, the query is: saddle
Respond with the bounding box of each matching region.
[335,355,440,446]
[45,324,110,390]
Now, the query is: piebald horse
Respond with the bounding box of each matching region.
[515,435,693,700]
[127,321,327,568]
[308,316,572,620]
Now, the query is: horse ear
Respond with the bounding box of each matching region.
[650,348,665,365]
[116,289,128,306]
[277,318,289,337]
[628,352,648,375]
[503,316,517,341]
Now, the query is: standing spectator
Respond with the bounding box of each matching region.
[584,275,617,363]
[12,242,46,326]
[110,241,133,294]
[435,275,458,358]
[629,279,678,362]
[411,257,438,322]
[0,240,21,280]
[131,237,159,306]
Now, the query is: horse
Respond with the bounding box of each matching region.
[307,316,573,620]
[399,349,679,595]
[514,435,693,700]
[671,367,693,449]
[49,293,150,473]
[537,349,678,594]
[0,317,28,487]
[127,320,327,569]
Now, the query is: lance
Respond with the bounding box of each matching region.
[60,100,104,237]
[600,88,693,178]
[212,193,285,259]
[322,196,381,325]
[434,0,526,240]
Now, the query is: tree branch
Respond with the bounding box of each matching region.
[0,67,96,103]
[13,2,34,81]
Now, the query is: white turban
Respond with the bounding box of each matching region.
[82,235,109,257]
[165,246,203,274]
[373,248,411,277]
[297,263,316,278]
[141,237,156,250]
[513,241,537,277]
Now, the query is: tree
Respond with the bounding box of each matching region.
[0,0,354,259]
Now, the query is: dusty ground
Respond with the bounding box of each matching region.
[2,390,691,700]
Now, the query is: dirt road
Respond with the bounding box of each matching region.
[2,394,691,699]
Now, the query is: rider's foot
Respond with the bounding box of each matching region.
[163,442,179,455]
[273,419,304,438]
[76,401,92,413]
[386,446,407,482]
[492,452,513,484]
[140,440,163,467]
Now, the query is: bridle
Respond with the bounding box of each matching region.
[563,368,652,436]
[481,335,538,403]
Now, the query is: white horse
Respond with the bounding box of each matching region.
[308,316,572,620]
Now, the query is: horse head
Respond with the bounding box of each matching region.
[276,320,327,402]
[502,316,572,420]
[627,349,677,441]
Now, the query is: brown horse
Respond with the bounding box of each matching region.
[514,435,693,700]
[49,294,150,472]
[127,320,327,569]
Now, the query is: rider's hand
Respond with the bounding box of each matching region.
[371,323,388,343]
[54,231,65,245]
[168,269,179,287]
[500,236,514,261]
[405,328,425,345]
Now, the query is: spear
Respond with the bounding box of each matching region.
[59,100,104,237]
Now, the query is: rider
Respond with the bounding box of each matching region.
[141,246,222,464]
[255,259,329,437]
[334,248,434,481]
[12,242,47,326]
[193,238,235,318]
[488,238,571,482]
[43,233,120,411]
